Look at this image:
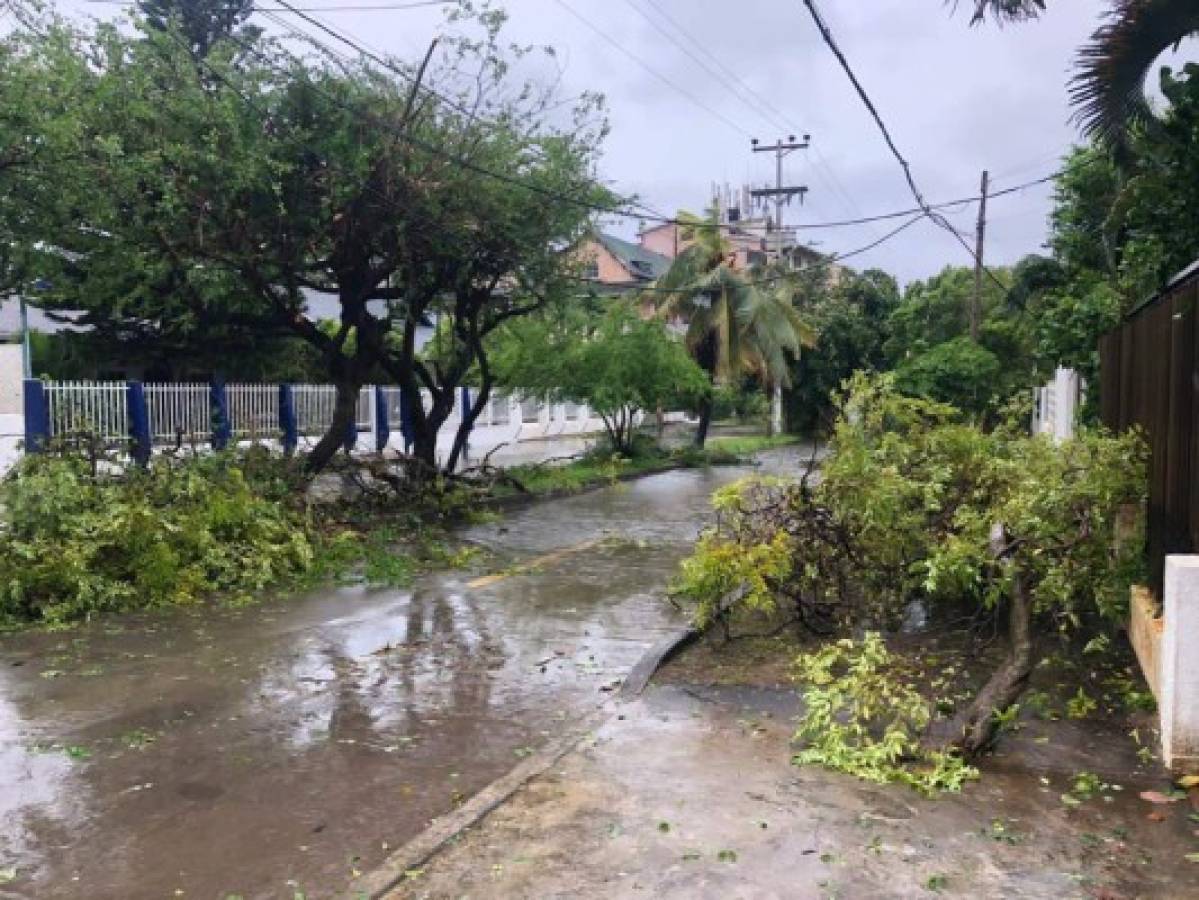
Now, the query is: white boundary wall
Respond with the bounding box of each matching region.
[1032,367,1084,442]
[1160,557,1199,770]
[1128,557,1199,771]
[0,345,21,475]
[0,413,20,476]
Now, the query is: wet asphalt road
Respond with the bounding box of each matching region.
[0,452,801,899]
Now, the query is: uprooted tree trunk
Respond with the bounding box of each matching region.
[948,523,1036,755]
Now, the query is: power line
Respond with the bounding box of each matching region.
[552,0,751,140]
[223,19,1070,249]
[62,0,1081,240]
[641,0,796,134]
[621,0,791,136]
[831,213,927,262]
[624,1,888,241]
[797,0,1010,291]
[260,1,503,139]
[40,0,1084,256]
[265,0,925,233]
[572,213,933,298]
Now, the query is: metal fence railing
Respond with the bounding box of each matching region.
[145,382,211,444]
[227,383,279,439]
[23,378,668,467]
[45,380,128,440]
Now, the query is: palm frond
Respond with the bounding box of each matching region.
[951,0,1045,25]
[1070,0,1199,146]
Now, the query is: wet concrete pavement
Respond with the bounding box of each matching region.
[0,453,799,899]
[397,683,1199,900]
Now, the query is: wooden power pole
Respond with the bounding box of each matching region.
[971,169,989,341]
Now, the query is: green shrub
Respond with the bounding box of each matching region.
[792,634,978,795]
[0,453,313,626]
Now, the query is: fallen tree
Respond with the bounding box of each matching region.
[673,372,1146,759]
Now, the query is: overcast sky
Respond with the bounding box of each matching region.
[42,1,1199,284]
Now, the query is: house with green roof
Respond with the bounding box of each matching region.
[578,231,673,293]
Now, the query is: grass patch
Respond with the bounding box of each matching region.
[497,450,674,498]
[490,434,792,502]
[704,434,800,456]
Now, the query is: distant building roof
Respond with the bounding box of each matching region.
[595,232,672,281]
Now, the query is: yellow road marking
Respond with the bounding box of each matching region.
[467,537,606,589]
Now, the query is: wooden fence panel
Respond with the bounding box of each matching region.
[1101,272,1199,593]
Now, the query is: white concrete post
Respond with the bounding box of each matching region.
[1052,368,1076,442]
[770,384,783,437]
[366,384,377,455]
[1162,555,1199,771]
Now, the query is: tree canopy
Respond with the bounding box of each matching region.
[492,300,709,454]
[8,3,610,474]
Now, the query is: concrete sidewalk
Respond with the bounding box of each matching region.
[394,683,1197,899]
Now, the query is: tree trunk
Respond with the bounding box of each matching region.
[445,382,489,475]
[306,378,360,475]
[694,396,713,448]
[409,385,455,474]
[949,564,1035,755]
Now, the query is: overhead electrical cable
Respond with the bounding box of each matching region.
[797,0,1010,290]
[552,0,752,139]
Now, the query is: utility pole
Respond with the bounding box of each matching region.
[750,136,810,436]
[750,135,809,261]
[971,169,989,341]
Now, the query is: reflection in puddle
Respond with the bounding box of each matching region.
[0,451,804,897]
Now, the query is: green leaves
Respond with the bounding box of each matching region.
[0,453,314,626]
[493,301,708,454]
[675,373,1147,784]
[791,633,979,795]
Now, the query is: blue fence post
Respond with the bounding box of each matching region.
[399,388,414,454]
[279,384,298,456]
[126,381,151,466]
[22,379,49,453]
[210,379,231,450]
[374,385,390,454]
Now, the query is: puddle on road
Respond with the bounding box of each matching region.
[0,449,805,898]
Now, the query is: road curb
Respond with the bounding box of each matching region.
[621,622,701,696]
[357,704,613,899]
[622,585,746,696]
[358,583,745,897]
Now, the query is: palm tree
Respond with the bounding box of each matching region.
[649,208,815,446]
[962,1,1199,147]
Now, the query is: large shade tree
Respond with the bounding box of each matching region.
[16,4,609,475]
[137,0,258,58]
